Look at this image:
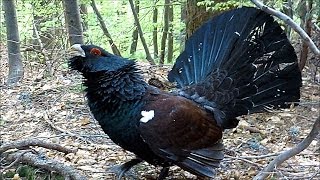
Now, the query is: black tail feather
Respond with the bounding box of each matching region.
[177,142,224,178]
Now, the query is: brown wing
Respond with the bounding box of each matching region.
[139,92,224,178]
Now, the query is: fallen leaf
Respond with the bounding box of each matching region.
[80,118,91,126]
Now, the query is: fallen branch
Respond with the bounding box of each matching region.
[254,116,320,180]
[250,0,320,56]
[0,138,76,154]
[3,150,86,180]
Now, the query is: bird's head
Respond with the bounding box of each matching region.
[69,44,133,73]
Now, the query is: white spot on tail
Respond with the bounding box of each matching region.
[235,31,240,36]
[140,110,155,123]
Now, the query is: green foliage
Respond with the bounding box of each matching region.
[197,0,252,11]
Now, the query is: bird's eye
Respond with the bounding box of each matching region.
[90,48,102,56]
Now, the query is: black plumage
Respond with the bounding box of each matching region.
[69,7,301,179]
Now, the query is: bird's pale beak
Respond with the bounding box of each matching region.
[69,44,86,58]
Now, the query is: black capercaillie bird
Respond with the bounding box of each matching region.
[69,7,302,179]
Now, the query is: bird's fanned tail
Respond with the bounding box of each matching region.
[168,7,302,129]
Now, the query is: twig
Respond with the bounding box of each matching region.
[254,116,320,180]
[312,21,320,33]
[224,155,263,168]
[239,124,264,134]
[250,0,320,56]
[0,138,76,154]
[4,150,87,180]
[90,0,121,56]
[309,169,320,180]
[235,152,280,159]
[32,22,54,75]
[43,112,94,144]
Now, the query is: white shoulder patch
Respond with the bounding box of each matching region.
[140,110,155,123]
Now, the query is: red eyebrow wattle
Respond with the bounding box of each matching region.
[90,48,101,56]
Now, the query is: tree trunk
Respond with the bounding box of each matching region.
[283,0,293,38]
[299,0,312,71]
[129,0,155,65]
[63,0,84,45]
[159,0,170,65]
[152,0,159,59]
[3,0,24,85]
[186,0,213,39]
[167,1,174,63]
[130,0,140,55]
[298,0,307,28]
[186,0,230,38]
[91,0,121,56]
[180,2,186,52]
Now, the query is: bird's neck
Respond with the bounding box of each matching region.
[83,66,148,114]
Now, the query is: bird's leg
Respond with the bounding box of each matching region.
[157,167,170,180]
[108,158,143,180]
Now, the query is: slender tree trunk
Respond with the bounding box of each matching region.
[129,0,155,65]
[31,0,51,50]
[180,2,186,52]
[91,0,121,56]
[299,0,312,71]
[3,0,24,85]
[153,1,159,59]
[283,0,293,38]
[130,0,140,55]
[80,4,88,32]
[167,1,174,63]
[159,0,170,65]
[63,0,83,45]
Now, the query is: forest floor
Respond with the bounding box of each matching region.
[0,45,319,180]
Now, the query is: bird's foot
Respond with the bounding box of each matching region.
[107,158,143,180]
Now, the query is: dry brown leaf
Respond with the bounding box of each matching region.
[80,118,91,126]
